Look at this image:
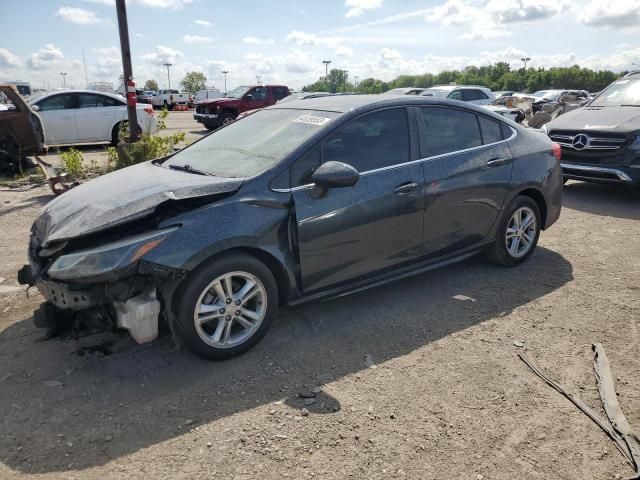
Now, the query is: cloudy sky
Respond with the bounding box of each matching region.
[1,0,640,91]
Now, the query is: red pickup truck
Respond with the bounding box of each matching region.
[193,84,291,130]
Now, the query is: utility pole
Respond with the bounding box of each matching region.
[163,63,173,90]
[221,70,228,93]
[60,72,67,88]
[322,60,331,77]
[116,0,139,143]
[82,50,89,87]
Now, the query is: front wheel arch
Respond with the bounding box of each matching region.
[171,247,291,316]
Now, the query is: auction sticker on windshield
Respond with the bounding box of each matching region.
[294,115,332,126]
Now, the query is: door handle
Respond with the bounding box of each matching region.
[486,157,506,167]
[393,182,419,194]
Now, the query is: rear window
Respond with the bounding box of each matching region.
[166,109,340,178]
[478,116,503,144]
[420,107,482,157]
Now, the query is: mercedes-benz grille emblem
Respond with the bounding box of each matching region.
[572,134,589,150]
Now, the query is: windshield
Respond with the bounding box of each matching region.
[420,88,450,98]
[590,78,640,107]
[16,85,31,96]
[165,108,340,177]
[224,86,250,99]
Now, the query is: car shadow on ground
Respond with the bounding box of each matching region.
[0,194,54,217]
[563,181,640,220]
[0,247,572,474]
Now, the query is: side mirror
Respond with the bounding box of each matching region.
[244,94,254,101]
[31,104,40,112]
[311,161,359,190]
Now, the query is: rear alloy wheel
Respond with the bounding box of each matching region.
[487,195,541,266]
[175,253,278,360]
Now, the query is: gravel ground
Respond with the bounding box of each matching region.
[0,160,639,478]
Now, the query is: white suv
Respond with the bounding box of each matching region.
[420,85,495,105]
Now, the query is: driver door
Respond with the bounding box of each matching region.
[241,86,270,110]
[291,107,425,293]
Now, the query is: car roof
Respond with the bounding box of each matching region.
[31,89,125,102]
[268,94,506,117]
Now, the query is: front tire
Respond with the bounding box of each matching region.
[174,253,278,360]
[487,195,541,267]
[218,113,235,128]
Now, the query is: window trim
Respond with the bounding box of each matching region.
[279,106,413,190]
[272,115,516,193]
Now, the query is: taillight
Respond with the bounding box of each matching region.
[552,142,561,161]
[144,106,154,116]
[170,94,173,101]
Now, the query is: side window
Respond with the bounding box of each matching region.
[478,116,503,144]
[101,95,123,107]
[462,89,489,101]
[250,87,267,101]
[321,108,410,172]
[37,94,75,111]
[272,87,289,100]
[448,90,462,101]
[420,107,482,157]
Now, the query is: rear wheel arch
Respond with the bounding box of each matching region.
[516,188,547,229]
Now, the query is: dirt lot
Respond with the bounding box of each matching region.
[1,134,639,478]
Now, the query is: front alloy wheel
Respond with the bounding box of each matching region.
[175,253,278,360]
[194,271,267,349]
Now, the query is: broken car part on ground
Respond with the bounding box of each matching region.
[18,95,562,359]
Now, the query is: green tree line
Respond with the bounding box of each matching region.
[303,63,623,94]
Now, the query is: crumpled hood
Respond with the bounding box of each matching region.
[201,98,239,107]
[34,161,244,247]
[548,106,640,133]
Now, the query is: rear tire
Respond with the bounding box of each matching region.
[487,195,541,267]
[174,253,278,360]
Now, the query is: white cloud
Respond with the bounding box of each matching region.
[579,0,640,28]
[285,30,344,48]
[131,0,193,8]
[27,44,65,70]
[183,35,213,44]
[135,33,145,38]
[0,48,22,68]
[337,45,354,57]
[345,0,383,18]
[242,37,276,45]
[141,45,184,65]
[194,19,211,27]
[55,6,103,25]
[91,46,121,78]
[487,0,568,24]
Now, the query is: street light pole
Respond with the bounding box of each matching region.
[221,70,229,93]
[354,75,359,92]
[256,75,262,85]
[163,63,173,90]
[60,72,67,88]
[116,0,139,143]
[521,57,531,70]
[322,60,331,77]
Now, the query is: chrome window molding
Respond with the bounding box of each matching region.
[271,125,517,193]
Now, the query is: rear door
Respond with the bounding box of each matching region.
[291,107,424,292]
[34,93,78,145]
[417,106,513,257]
[75,93,123,142]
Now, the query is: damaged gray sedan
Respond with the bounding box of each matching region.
[18,95,562,360]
